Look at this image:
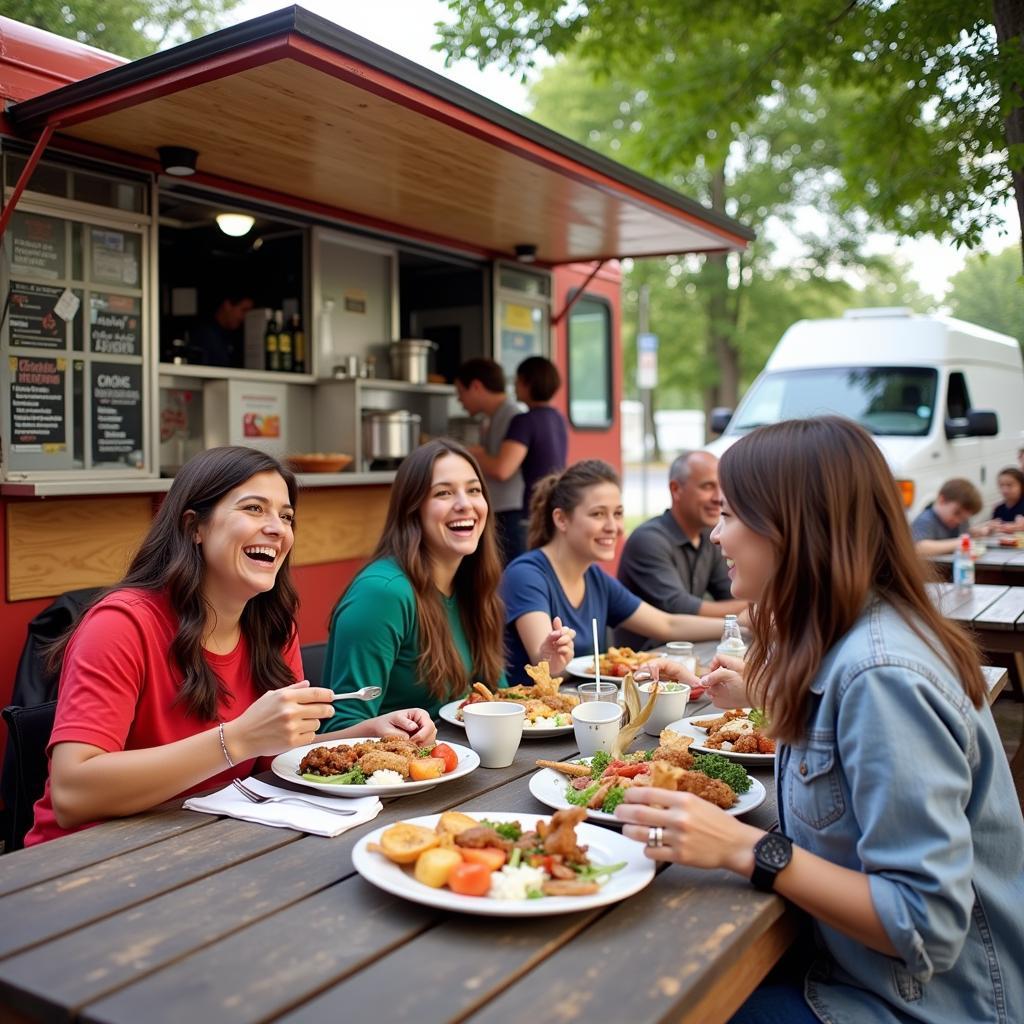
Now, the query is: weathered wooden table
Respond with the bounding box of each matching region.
[0,695,793,1024]
[930,546,1024,588]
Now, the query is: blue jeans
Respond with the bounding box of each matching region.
[729,982,819,1024]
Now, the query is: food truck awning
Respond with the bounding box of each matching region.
[6,6,754,264]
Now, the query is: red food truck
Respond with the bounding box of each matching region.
[0,8,752,754]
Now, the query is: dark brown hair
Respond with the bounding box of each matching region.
[997,466,1024,494]
[455,357,505,394]
[719,416,985,742]
[353,439,505,701]
[527,460,620,549]
[48,446,300,720]
[516,356,561,402]
[938,477,983,514]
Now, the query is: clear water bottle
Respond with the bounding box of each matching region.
[952,533,975,587]
[716,614,747,659]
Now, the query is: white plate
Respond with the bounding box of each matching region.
[529,758,767,823]
[352,811,655,916]
[438,699,574,737]
[271,738,479,796]
[666,711,776,765]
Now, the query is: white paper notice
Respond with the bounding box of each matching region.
[54,289,81,322]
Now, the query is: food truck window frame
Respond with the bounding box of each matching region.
[1,183,153,481]
[566,290,614,430]
[492,262,552,384]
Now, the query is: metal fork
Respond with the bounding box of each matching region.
[231,778,358,815]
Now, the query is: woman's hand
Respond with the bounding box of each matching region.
[636,657,700,686]
[615,786,763,875]
[365,708,437,745]
[226,680,335,759]
[700,653,749,708]
[538,615,576,675]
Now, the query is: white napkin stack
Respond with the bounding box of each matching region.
[184,777,382,837]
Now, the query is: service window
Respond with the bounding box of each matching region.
[567,293,613,429]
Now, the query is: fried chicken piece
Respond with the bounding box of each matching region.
[651,745,695,770]
[659,728,694,751]
[525,660,564,697]
[757,734,777,754]
[356,749,410,778]
[731,733,761,754]
[536,759,592,778]
[672,770,736,809]
[298,744,358,776]
[693,709,747,735]
[537,807,589,864]
[541,879,600,896]
[587,779,615,809]
[455,826,515,851]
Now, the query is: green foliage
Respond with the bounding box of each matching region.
[945,244,1024,344]
[6,0,241,59]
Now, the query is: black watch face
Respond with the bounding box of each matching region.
[757,834,791,869]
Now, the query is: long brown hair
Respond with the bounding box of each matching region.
[48,446,300,720]
[527,460,620,549]
[353,439,505,701]
[720,416,985,742]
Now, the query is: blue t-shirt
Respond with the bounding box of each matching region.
[501,549,642,684]
[505,406,568,516]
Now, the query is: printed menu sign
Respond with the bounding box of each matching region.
[90,293,141,356]
[8,282,67,349]
[9,355,66,450]
[9,211,65,280]
[91,363,143,465]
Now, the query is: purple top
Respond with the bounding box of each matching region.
[505,406,568,516]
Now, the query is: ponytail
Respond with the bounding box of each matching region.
[526,460,621,549]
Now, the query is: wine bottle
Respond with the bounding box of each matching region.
[291,313,306,373]
[264,312,280,372]
[278,310,293,372]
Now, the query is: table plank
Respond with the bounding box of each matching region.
[926,583,1009,622]
[973,588,1024,631]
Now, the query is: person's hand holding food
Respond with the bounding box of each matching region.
[366,708,437,745]
[635,657,700,687]
[538,615,575,675]
[700,653,750,709]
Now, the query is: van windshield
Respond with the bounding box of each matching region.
[729,367,938,437]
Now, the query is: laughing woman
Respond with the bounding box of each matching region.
[26,446,434,846]
[616,417,1024,1024]
[321,439,574,730]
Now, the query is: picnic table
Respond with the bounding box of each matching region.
[930,546,1024,588]
[0,685,793,1024]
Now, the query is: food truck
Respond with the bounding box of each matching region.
[0,7,753,739]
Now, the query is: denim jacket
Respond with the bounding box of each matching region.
[776,600,1024,1023]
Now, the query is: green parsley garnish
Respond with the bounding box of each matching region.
[692,753,752,794]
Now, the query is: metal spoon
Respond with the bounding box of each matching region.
[330,686,382,702]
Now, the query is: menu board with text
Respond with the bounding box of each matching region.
[8,211,66,280]
[90,293,141,356]
[8,282,67,349]
[91,363,143,465]
[9,355,67,450]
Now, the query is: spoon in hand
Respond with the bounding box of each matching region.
[330,686,382,702]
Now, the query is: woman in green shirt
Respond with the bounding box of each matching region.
[322,439,575,729]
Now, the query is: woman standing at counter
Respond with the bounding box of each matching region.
[322,439,574,728]
[502,460,726,684]
[26,446,434,846]
[616,418,1024,1024]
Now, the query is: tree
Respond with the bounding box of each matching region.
[438,0,1024,266]
[945,243,1024,343]
[5,1,240,59]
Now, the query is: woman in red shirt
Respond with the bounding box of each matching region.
[26,445,434,845]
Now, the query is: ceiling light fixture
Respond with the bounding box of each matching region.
[157,146,198,177]
[215,213,255,237]
[514,243,538,263]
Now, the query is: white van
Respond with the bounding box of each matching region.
[706,308,1024,519]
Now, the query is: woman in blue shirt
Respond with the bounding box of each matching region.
[616,417,1024,1024]
[502,459,725,684]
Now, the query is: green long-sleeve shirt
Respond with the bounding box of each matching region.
[320,557,489,731]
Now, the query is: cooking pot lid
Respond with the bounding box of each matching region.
[391,338,437,350]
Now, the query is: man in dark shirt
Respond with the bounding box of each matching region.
[190,291,253,367]
[614,450,747,650]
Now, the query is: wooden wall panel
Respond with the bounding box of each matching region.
[6,497,153,602]
[291,487,390,567]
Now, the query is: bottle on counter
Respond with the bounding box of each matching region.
[278,311,293,372]
[291,313,305,373]
[264,312,280,371]
[953,533,975,587]
[716,614,748,660]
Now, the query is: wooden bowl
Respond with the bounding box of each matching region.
[289,453,353,474]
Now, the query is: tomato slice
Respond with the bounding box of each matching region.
[448,861,492,896]
[430,742,459,774]
[460,846,507,872]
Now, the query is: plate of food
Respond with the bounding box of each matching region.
[438,663,579,736]
[666,709,776,764]
[529,728,767,823]
[565,647,658,679]
[352,808,655,916]
[271,736,478,796]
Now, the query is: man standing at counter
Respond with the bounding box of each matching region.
[455,358,525,562]
[191,287,253,367]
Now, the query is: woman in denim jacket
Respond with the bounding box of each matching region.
[616,416,1024,1023]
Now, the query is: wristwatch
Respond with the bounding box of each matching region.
[750,832,793,892]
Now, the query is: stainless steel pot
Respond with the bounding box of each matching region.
[389,339,437,384]
[362,409,421,461]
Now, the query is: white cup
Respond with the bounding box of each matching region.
[461,702,525,768]
[638,681,691,736]
[571,701,623,757]
[665,641,698,675]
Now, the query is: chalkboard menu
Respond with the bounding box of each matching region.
[91,363,143,465]
[8,282,66,349]
[90,293,141,356]
[8,355,67,450]
[8,211,65,280]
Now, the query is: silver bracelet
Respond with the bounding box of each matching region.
[218,722,235,768]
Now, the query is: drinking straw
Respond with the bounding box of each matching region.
[592,617,601,691]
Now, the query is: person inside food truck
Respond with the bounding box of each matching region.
[321,438,575,729]
[501,459,729,685]
[191,286,253,367]
[24,446,435,846]
[910,477,990,555]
